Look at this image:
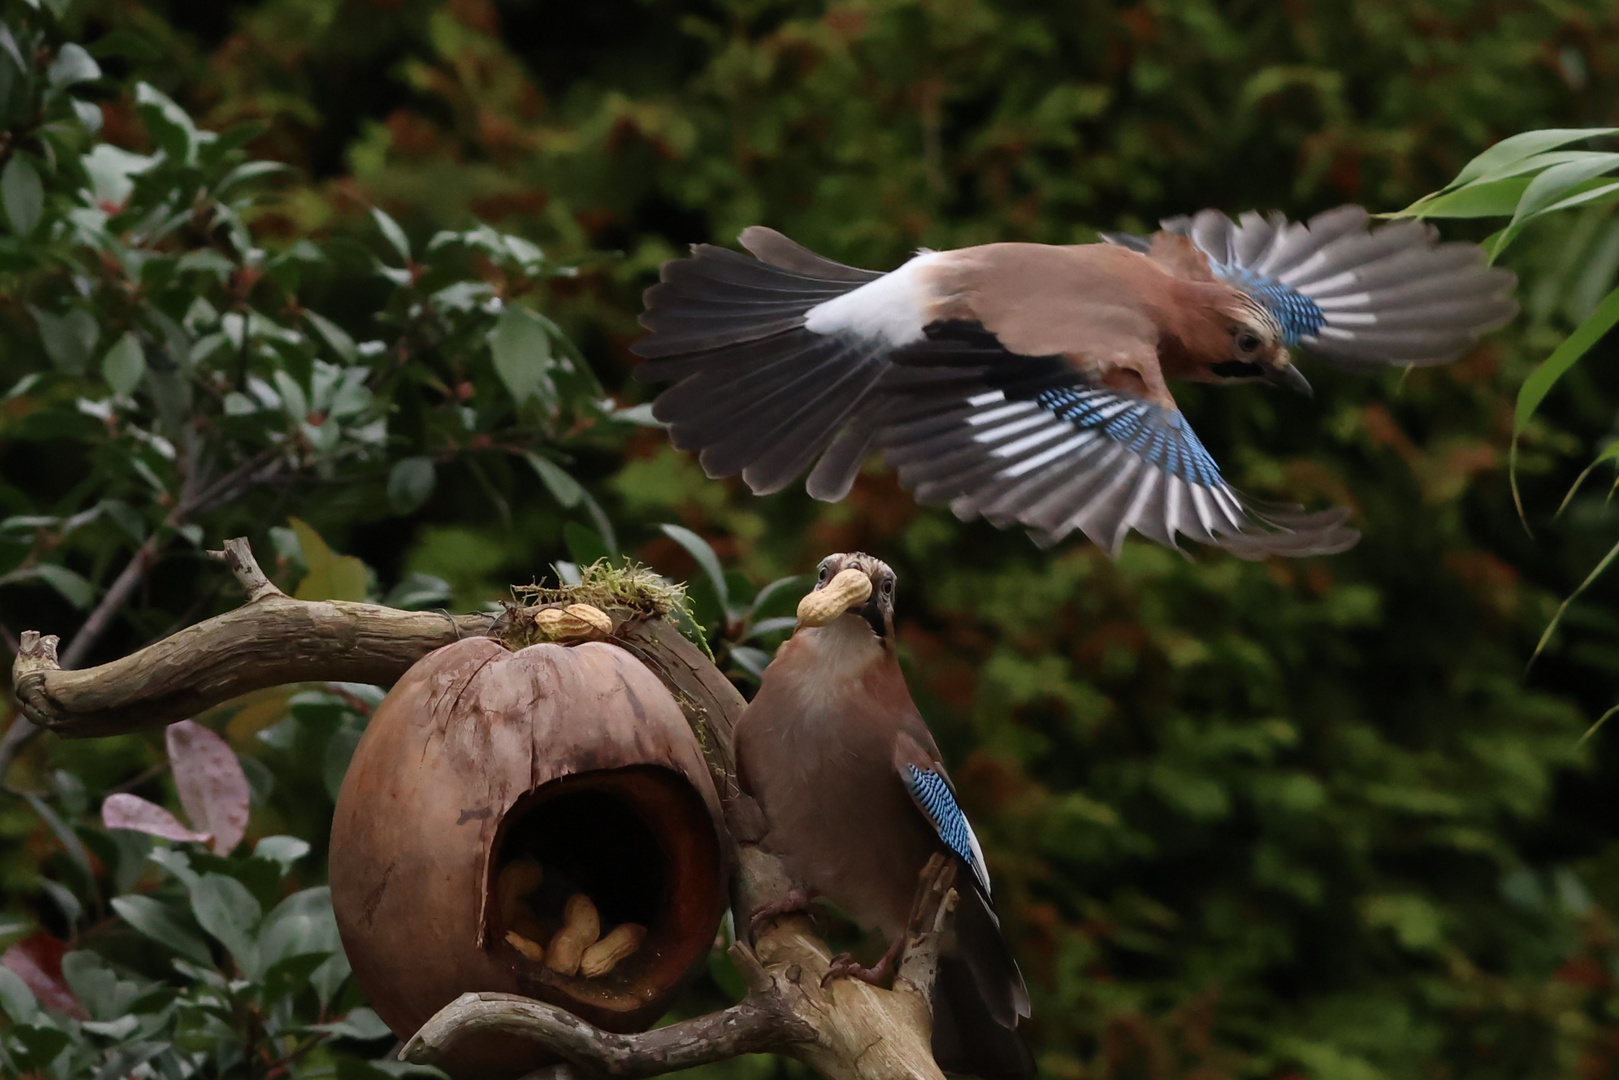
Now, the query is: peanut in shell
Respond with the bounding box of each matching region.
[544,893,601,976]
[580,923,647,978]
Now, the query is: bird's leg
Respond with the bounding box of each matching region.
[747,885,813,941]
[821,934,905,989]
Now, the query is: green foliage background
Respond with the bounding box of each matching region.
[6,1,1619,1078]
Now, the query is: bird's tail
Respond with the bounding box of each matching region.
[931,884,1034,1079]
[631,229,891,497]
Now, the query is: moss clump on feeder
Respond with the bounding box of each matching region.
[513,560,690,618]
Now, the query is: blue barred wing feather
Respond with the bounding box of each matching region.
[902,763,992,898]
[877,350,1357,559]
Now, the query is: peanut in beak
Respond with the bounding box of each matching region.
[797,567,874,627]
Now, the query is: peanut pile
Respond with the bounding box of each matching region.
[496,856,646,978]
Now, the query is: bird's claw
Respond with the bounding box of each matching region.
[747,886,812,940]
[820,951,893,989]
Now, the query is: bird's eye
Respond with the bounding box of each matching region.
[1238,333,1261,353]
[882,578,894,596]
[818,563,832,584]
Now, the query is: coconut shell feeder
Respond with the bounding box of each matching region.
[329,619,728,1077]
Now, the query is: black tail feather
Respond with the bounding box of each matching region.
[932,957,1035,1080]
[634,237,897,492]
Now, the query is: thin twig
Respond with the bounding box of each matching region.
[104,760,169,797]
[59,534,162,670]
[0,715,40,784]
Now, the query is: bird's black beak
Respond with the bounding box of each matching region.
[859,591,885,638]
[1269,363,1313,399]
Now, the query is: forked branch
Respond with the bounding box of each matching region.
[10,539,495,738]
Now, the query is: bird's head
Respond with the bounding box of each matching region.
[796,551,896,642]
[1203,296,1313,398]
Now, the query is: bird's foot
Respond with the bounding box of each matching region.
[821,936,904,989]
[748,887,812,940]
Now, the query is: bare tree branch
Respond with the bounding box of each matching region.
[10,541,495,738]
[404,991,812,1077]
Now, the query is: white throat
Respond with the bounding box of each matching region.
[781,615,884,715]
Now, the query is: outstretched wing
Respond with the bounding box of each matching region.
[871,324,1358,558]
[1104,205,1517,368]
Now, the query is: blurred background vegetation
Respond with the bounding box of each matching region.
[4,0,1619,1077]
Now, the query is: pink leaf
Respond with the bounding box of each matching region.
[2,934,88,1020]
[166,720,250,855]
[101,793,211,844]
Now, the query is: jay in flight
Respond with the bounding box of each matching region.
[736,553,1032,1079]
[632,208,1517,558]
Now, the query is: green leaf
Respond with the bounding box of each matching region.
[289,518,370,602]
[110,896,213,966]
[21,793,94,893]
[134,82,200,166]
[371,207,411,265]
[387,457,436,515]
[1514,154,1619,219]
[1489,156,1619,257]
[563,522,611,566]
[59,950,145,1021]
[215,160,292,197]
[1510,284,1619,522]
[311,1006,393,1041]
[81,144,157,208]
[102,332,145,396]
[1538,179,1619,217]
[658,523,729,611]
[0,967,38,1023]
[189,873,261,976]
[30,306,99,374]
[527,452,583,507]
[1398,176,1529,219]
[1530,534,1619,670]
[381,572,452,610]
[46,43,100,87]
[0,564,95,608]
[750,574,811,617]
[304,309,359,364]
[1446,128,1617,189]
[2,156,42,236]
[1556,440,1619,517]
[324,720,362,802]
[337,1059,449,1080]
[489,307,554,405]
[257,887,339,971]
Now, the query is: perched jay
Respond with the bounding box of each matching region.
[632,207,1517,558]
[735,553,1032,1079]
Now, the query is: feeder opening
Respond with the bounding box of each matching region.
[484,764,722,1011]
[497,787,664,931]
